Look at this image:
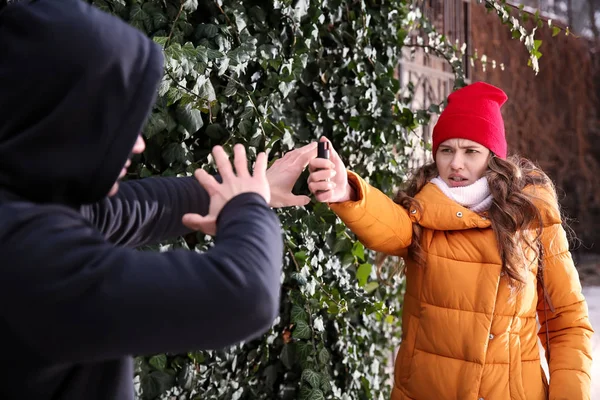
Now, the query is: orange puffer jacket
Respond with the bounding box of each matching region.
[329,171,593,400]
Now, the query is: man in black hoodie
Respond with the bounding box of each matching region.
[0,1,319,399]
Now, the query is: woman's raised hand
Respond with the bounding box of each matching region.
[307,137,355,203]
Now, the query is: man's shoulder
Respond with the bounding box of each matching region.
[0,201,92,243]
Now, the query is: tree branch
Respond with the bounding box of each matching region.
[165,1,185,48]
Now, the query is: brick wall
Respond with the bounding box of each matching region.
[469,2,600,254]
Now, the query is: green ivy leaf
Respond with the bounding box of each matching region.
[140,167,153,178]
[356,263,372,287]
[352,241,365,261]
[428,103,441,114]
[280,343,296,369]
[92,0,111,13]
[129,4,152,32]
[234,12,247,32]
[140,370,174,399]
[293,320,312,340]
[299,386,312,400]
[223,79,238,97]
[182,0,198,12]
[281,130,295,149]
[332,238,352,255]
[240,105,254,120]
[296,341,312,363]
[249,130,263,147]
[238,119,253,136]
[279,81,295,98]
[320,374,332,394]
[364,281,379,294]
[196,24,220,39]
[207,48,224,60]
[301,369,321,389]
[176,103,204,133]
[166,87,183,106]
[552,26,561,37]
[205,123,227,140]
[144,112,168,139]
[151,9,168,29]
[318,348,330,364]
[162,142,187,165]
[181,42,198,59]
[292,304,308,324]
[129,4,145,22]
[291,272,307,286]
[196,77,217,103]
[153,36,168,47]
[187,351,205,364]
[148,354,167,371]
[248,5,266,25]
[294,251,307,262]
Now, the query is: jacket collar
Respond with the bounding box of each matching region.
[409,183,560,231]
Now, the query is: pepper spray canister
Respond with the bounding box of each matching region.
[317,141,329,160]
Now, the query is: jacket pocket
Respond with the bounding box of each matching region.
[395,314,419,385]
[509,334,527,400]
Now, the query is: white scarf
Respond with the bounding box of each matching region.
[431,176,494,213]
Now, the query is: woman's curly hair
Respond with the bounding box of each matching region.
[394,155,557,292]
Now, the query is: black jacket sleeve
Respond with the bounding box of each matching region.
[80,176,211,247]
[1,193,283,363]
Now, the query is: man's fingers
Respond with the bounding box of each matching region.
[182,213,217,236]
[194,169,219,195]
[285,194,311,207]
[254,152,268,177]
[295,142,319,168]
[182,213,203,230]
[212,146,235,180]
[233,144,250,178]
[292,142,318,163]
[297,141,318,155]
[282,142,317,162]
[270,194,311,208]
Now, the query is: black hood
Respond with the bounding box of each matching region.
[0,0,164,205]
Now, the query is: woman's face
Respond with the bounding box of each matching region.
[435,138,491,187]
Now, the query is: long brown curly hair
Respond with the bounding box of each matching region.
[392,154,558,292]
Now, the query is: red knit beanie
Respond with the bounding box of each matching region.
[432,82,508,159]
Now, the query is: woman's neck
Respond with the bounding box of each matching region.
[430,176,494,213]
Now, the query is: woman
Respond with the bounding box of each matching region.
[307,82,593,399]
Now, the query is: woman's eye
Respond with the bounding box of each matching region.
[466,149,478,154]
